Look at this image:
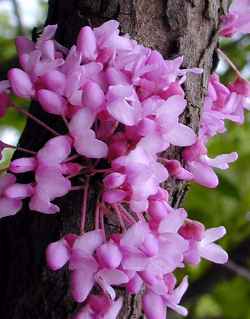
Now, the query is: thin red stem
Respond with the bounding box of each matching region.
[217,48,243,79]
[95,202,100,229]
[113,204,126,232]
[3,143,36,155]
[71,185,85,191]
[100,207,106,240]
[80,177,90,234]
[11,104,60,136]
[119,204,137,223]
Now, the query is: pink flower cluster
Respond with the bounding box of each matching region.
[220,0,250,37]
[46,217,227,318]
[0,10,247,317]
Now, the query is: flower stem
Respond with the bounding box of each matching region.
[100,207,106,240]
[119,204,137,224]
[80,176,90,234]
[95,202,100,229]
[217,48,242,78]
[113,204,126,232]
[11,103,60,136]
[3,142,36,155]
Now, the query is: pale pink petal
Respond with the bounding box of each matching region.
[188,161,219,188]
[74,129,108,158]
[37,89,67,115]
[15,36,35,56]
[167,124,196,147]
[122,255,149,271]
[199,243,228,264]
[126,274,143,294]
[69,108,95,136]
[8,68,34,98]
[201,152,238,170]
[103,189,127,204]
[37,135,72,165]
[82,81,105,111]
[41,70,66,95]
[103,173,126,189]
[73,230,104,255]
[4,183,33,199]
[46,239,70,270]
[142,291,166,319]
[202,226,226,245]
[71,269,95,303]
[107,99,141,126]
[158,209,187,234]
[10,157,37,173]
[0,197,22,218]
[77,26,97,61]
[0,173,16,194]
[96,242,122,269]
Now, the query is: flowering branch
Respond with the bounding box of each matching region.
[0,1,249,316]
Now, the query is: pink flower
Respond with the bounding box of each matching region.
[8,68,34,99]
[183,139,238,188]
[69,108,108,158]
[75,294,123,319]
[180,221,228,265]
[220,0,250,37]
[0,174,22,218]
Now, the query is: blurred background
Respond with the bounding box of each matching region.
[0,1,249,318]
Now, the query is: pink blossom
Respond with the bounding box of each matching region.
[0,174,22,218]
[183,139,238,188]
[75,294,123,319]
[220,0,250,37]
[180,221,228,265]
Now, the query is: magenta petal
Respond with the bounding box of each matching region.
[159,209,187,233]
[29,194,59,214]
[107,99,141,126]
[8,68,34,98]
[122,255,149,271]
[46,239,70,270]
[167,124,196,147]
[103,173,126,189]
[15,36,35,56]
[188,161,219,188]
[103,297,123,319]
[82,81,105,111]
[96,242,122,269]
[37,135,72,165]
[0,173,16,194]
[126,274,143,294]
[142,291,166,319]
[71,269,95,303]
[74,129,108,158]
[0,197,22,218]
[37,89,67,115]
[103,189,127,204]
[73,230,104,255]
[42,70,66,95]
[77,26,97,61]
[69,108,95,136]
[4,183,33,199]
[10,157,37,173]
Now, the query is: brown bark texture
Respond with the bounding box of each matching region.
[0,0,228,318]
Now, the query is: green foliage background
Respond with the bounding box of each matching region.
[0,1,249,318]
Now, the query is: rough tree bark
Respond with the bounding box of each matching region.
[0,1,228,318]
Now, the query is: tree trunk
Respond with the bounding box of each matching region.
[0,1,228,318]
